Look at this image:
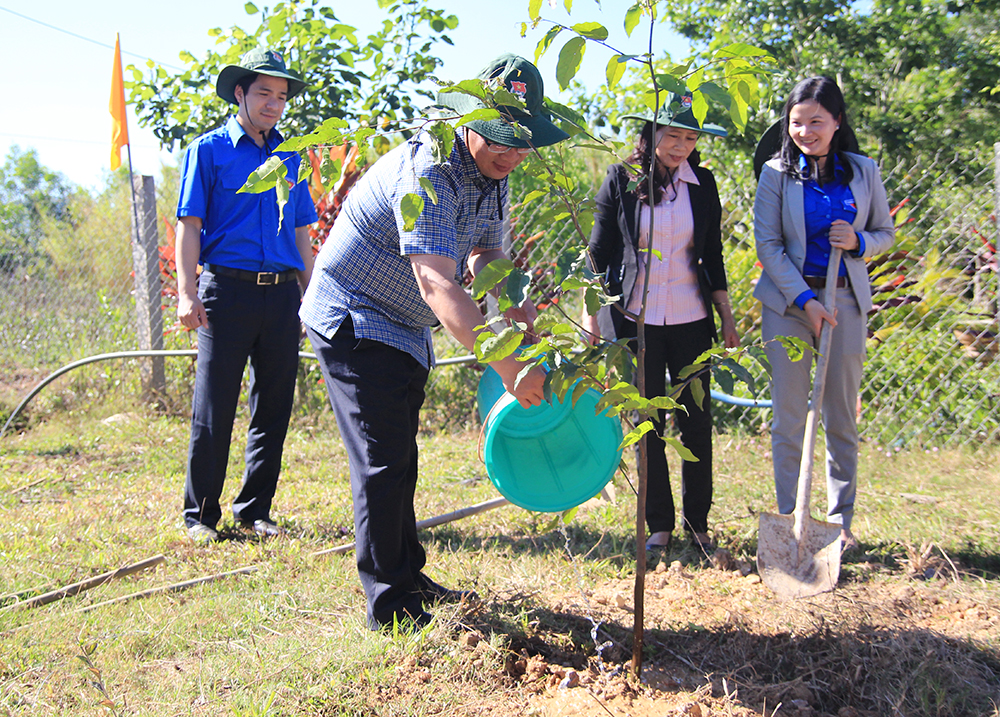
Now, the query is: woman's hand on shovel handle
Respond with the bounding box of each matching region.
[804,298,837,338]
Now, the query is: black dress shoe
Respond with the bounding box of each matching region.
[414,572,479,605]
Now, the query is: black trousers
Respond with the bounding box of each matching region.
[634,319,715,535]
[183,271,301,529]
[306,321,429,630]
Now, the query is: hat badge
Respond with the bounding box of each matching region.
[271,51,283,64]
[510,80,528,100]
[680,95,693,109]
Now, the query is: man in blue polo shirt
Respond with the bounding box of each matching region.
[300,54,569,630]
[176,48,317,543]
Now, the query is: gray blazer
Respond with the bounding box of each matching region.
[753,152,894,314]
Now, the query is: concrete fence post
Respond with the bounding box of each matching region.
[129,174,166,403]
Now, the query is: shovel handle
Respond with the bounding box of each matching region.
[792,247,843,540]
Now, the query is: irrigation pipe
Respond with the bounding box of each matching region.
[0,348,771,439]
[1,555,167,612]
[74,565,259,614]
[311,496,511,558]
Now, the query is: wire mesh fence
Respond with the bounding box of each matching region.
[0,146,996,447]
[500,146,999,449]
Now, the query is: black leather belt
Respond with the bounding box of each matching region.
[804,275,848,289]
[203,262,297,285]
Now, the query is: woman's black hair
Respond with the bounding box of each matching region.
[627,121,701,206]
[777,76,857,184]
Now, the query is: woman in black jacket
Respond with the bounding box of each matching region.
[584,95,739,552]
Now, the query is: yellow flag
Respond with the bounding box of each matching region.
[109,34,129,170]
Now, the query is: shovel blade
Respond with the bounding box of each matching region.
[757,512,841,600]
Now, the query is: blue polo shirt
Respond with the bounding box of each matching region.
[299,130,505,368]
[177,116,318,273]
[794,153,866,309]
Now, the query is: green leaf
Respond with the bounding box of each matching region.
[399,193,425,232]
[747,346,772,377]
[504,268,531,308]
[521,189,549,205]
[686,67,705,92]
[606,55,627,90]
[720,357,756,393]
[728,80,750,130]
[455,108,502,127]
[555,36,586,91]
[716,42,771,59]
[244,2,258,14]
[620,420,654,449]
[535,25,562,64]
[664,435,698,462]
[476,326,524,363]
[562,506,579,524]
[274,134,322,152]
[544,99,587,128]
[418,177,438,205]
[572,22,608,41]
[777,335,810,363]
[584,286,604,318]
[274,169,290,233]
[712,365,735,396]
[238,155,287,195]
[655,73,687,95]
[427,121,455,164]
[528,0,543,21]
[623,3,643,37]
[352,127,376,147]
[689,374,706,409]
[677,362,706,380]
[319,156,343,188]
[696,81,731,109]
[691,91,709,127]
[440,79,489,102]
[471,258,515,299]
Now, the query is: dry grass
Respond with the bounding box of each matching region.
[1,407,999,716]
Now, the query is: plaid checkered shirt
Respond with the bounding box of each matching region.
[299,130,506,368]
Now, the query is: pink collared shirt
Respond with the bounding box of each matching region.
[626,160,709,325]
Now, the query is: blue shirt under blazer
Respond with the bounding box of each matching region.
[753,152,895,314]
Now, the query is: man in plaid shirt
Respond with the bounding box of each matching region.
[300,54,568,631]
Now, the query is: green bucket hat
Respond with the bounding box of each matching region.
[435,54,570,149]
[216,48,306,105]
[620,93,728,137]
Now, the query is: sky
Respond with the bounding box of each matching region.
[0,0,691,192]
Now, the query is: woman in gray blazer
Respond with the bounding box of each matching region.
[753,77,894,552]
[585,96,739,552]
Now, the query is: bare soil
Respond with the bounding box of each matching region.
[446,550,1000,716]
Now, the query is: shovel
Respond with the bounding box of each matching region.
[757,247,844,600]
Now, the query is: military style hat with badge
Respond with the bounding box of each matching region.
[216,48,307,105]
[435,54,569,149]
[620,92,728,137]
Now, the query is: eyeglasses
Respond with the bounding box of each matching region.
[484,139,534,155]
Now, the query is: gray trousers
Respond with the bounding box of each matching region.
[762,286,865,531]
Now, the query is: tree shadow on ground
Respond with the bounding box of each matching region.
[470,600,1000,717]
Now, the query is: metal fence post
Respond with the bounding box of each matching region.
[130,175,166,403]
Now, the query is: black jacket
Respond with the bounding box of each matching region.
[587,162,729,342]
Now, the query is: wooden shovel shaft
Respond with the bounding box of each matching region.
[793,248,843,541]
